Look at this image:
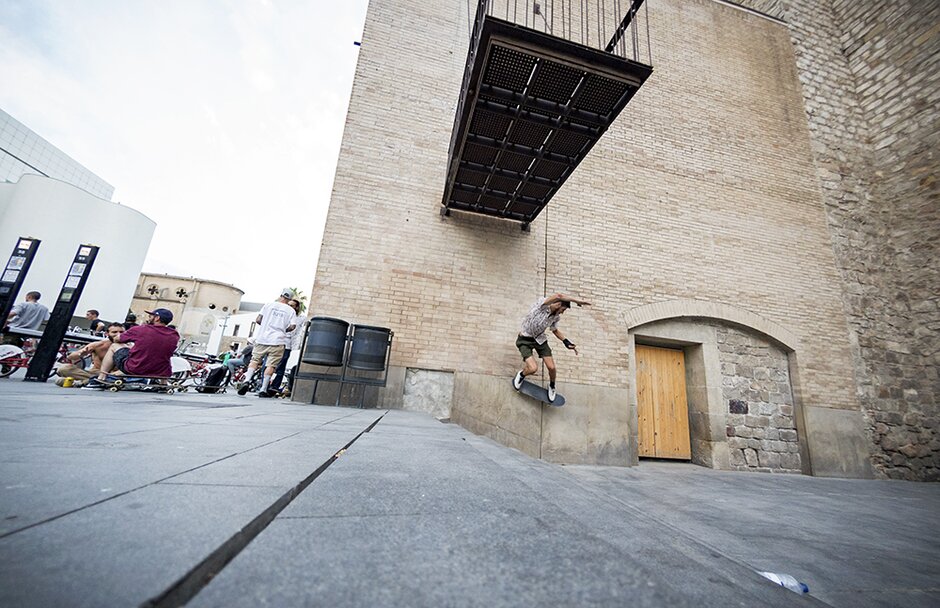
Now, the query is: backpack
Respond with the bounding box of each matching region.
[196,365,229,393]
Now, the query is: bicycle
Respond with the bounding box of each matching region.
[172,341,220,386]
[0,337,75,378]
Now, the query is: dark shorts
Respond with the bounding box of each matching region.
[516,335,552,359]
[113,347,131,373]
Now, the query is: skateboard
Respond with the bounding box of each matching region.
[100,374,187,394]
[515,378,565,407]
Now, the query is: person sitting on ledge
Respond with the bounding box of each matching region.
[83,309,180,390]
[56,322,125,387]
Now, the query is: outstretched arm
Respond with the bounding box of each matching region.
[552,328,579,355]
[543,293,591,307]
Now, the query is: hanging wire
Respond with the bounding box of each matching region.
[580,0,584,45]
[596,0,601,50]
[645,0,651,64]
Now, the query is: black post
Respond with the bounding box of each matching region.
[0,237,42,326]
[25,244,99,382]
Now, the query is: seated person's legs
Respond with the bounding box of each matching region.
[97,343,131,380]
[56,363,98,382]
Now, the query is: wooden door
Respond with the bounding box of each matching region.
[636,345,691,459]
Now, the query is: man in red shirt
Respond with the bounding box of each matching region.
[84,308,180,389]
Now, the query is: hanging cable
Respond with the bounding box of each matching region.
[597,0,602,51]
[645,0,651,64]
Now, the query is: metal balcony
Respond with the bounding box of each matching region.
[441,1,653,228]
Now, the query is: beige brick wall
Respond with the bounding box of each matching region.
[310,0,862,465]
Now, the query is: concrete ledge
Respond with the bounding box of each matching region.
[540,382,631,465]
[451,371,540,458]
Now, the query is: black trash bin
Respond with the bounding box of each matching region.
[347,325,392,371]
[302,317,349,367]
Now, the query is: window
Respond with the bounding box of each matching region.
[233,324,240,336]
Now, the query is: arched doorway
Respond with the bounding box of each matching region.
[624,300,810,474]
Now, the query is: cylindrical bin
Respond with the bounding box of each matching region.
[302,317,350,367]
[347,325,392,371]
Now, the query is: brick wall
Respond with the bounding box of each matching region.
[310,0,935,476]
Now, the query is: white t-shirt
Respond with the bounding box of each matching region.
[254,301,296,346]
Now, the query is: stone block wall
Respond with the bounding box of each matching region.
[736,0,939,480]
[717,325,802,473]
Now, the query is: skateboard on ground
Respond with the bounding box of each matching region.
[515,378,565,407]
[100,374,187,394]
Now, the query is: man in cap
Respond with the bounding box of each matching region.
[238,289,296,397]
[85,308,180,388]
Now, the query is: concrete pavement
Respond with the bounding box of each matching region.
[0,381,937,607]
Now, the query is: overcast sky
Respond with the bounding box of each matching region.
[0,0,370,303]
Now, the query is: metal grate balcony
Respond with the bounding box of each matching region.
[441,1,653,228]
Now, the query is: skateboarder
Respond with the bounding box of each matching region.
[512,293,590,402]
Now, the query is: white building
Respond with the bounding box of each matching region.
[0,175,155,324]
[1,109,114,200]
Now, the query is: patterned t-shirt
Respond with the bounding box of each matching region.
[519,299,561,344]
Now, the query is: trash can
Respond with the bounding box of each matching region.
[347,325,391,371]
[302,317,349,367]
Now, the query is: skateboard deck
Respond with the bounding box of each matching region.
[516,378,565,407]
[100,374,187,394]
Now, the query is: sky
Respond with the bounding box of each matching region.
[0,0,370,303]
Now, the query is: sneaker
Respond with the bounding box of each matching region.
[512,371,524,390]
[82,379,106,391]
[258,390,274,398]
[55,377,65,387]
[237,382,249,396]
[547,385,556,402]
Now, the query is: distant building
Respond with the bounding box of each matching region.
[131,273,244,353]
[206,301,263,356]
[0,107,153,325]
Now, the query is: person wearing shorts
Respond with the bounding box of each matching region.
[56,322,125,385]
[512,293,590,402]
[238,289,297,397]
[85,309,180,389]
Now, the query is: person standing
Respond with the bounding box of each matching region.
[238,290,296,396]
[3,291,50,346]
[512,293,590,402]
[85,310,107,334]
[267,298,304,396]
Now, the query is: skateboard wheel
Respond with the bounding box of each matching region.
[109,386,119,392]
[113,379,124,388]
[166,389,175,394]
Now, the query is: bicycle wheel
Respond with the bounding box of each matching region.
[0,360,17,378]
[191,365,209,386]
